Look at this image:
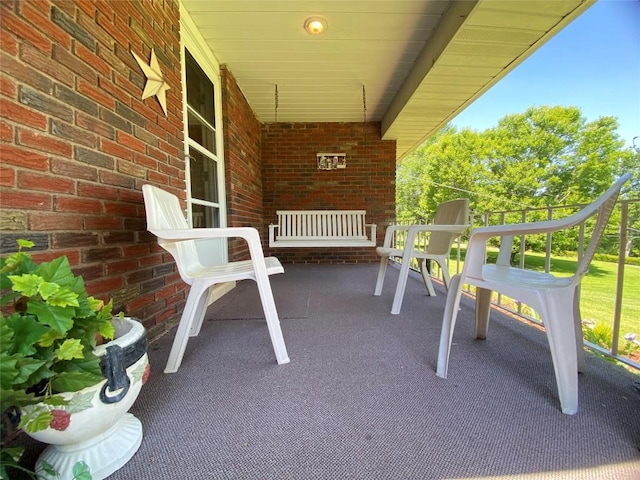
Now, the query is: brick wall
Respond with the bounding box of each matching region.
[0,0,186,337]
[262,122,396,263]
[220,66,264,262]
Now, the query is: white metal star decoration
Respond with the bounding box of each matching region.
[131,48,170,116]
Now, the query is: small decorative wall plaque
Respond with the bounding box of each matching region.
[317,153,346,170]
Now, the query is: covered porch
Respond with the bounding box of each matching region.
[21,263,640,479]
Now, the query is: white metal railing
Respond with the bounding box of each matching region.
[393,198,640,369]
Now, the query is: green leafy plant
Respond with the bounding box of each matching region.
[1,240,117,479]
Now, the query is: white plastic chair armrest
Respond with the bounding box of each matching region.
[151,227,268,264]
[381,225,410,248]
[406,224,469,235]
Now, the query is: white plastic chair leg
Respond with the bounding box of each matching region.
[439,259,451,289]
[391,256,412,314]
[436,274,464,378]
[255,277,290,365]
[572,286,586,373]
[189,286,211,337]
[374,257,388,296]
[418,259,436,297]
[474,287,492,339]
[539,291,579,415]
[164,282,208,373]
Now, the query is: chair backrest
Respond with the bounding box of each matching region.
[426,198,470,256]
[574,173,630,280]
[142,184,201,284]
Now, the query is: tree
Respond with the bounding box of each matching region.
[397,105,639,254]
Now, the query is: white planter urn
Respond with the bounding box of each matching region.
[24,317,150,480]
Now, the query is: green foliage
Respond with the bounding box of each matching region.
[0,241,115,433]
[397,106,639,253]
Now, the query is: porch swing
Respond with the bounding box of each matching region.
[268,85,377,248]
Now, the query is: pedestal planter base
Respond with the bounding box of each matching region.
[36,413,142,480]
[23,318,149,480]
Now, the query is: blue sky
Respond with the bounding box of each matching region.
[451,0,640,149]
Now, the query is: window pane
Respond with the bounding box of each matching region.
[191,204,219,228]
[189,148,218,204]
[188,109,216,154]
[185,50,215,127]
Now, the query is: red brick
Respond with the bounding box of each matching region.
[50,0,76,18]
[96,10,128,48]
[20,43,74,88]
[75,43,111,78]
[0,190,52,210]
[0,27,19,56]
[99,76,131,107]
[17,129,72,157]
[100,139,132,160]
[31,249,81,266]
[51,44,96,83]
[0,98,48,130]
[132,153,158,170]
[75,0,97,18]
[76,112,115,140]
[117,159,146,178]
[106,258,139,275]
[103,201,136,217]
[55,196,102,214]
[1,9,51,53]
[0,75,17,97]
[77,182,118,200]
[125,292,155,313]
[30,212,83,231]
[0,121,13,142]
[84,215,122,230]
[77,79,115,110]
[18,0,72,50]
[0,144,49,171]
[18,172,75,194]
[0,166,16,187]
[77,9,114,48]
[50,158,98,181]
[99,171,134,188]
[148,170,169,185]
[122,244,151,257]
[85,276,124,298]
[116,131,146,153]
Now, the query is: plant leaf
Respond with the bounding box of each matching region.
[13,357,47,385]
[55,339,85,361]
[5,314,49,355]
[8,273,42,297]
[19,408,53,433]
[0,353,18,389]
[42,284,79,308]
[27,300,74,334]
[51,370,103,393]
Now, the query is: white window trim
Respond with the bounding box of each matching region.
[180,3,227,229]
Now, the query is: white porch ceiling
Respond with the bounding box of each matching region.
[181,0,594,160]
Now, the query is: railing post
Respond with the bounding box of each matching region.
[612,201,629,356]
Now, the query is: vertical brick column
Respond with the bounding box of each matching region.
[220,67,265,262]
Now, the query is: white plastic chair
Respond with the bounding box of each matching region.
[437,174,631,414]
[142,185,290,373]
[374,198,470,314]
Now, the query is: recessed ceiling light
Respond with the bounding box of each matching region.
[304,16,327,35]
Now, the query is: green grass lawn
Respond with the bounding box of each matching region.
[443,249,640,350]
